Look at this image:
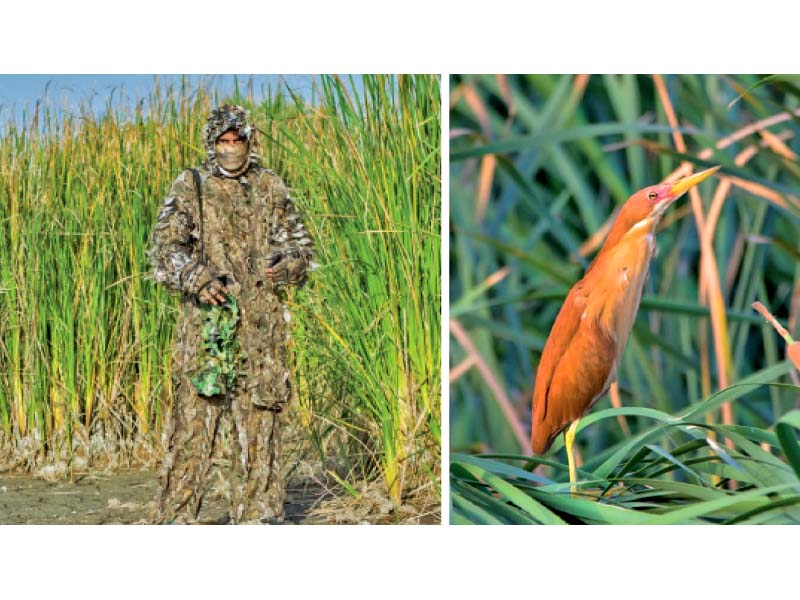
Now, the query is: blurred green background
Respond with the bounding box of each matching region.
[450,74,800,524]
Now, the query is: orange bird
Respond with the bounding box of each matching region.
[531,166,721,493]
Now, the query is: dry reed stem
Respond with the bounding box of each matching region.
[662,117,799,212]
[449,318,528,451]
[728,176,796,211]
[462,83,492,140]
[752,301,800,372]
[608,381,631,436]
[790,278,800,339]
[740,131,800,385]
[483,265,511,289]
[581,128,797,259]
[496,75,513,115]
[758,129,797,160]
[463,82,496,224]
[664,108,800,181]
[449,266,510,388]
[717,107,800,148]
[473,75,523,223]
[752,301,793,343]
[450,356,477,383]
[572,74,591,97]
[702,145,757,314]
[653,74,733,435]
[495,74,517,138]
[449,128,476,140]
[733,129,798,211]
[576,207,618,260]
[459,82,497,223]
[567,74,592,128]
[449,82,466,109]
[790,346,800,373]
[476,155,496,223]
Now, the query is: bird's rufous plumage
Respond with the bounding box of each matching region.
[531,167,720,455]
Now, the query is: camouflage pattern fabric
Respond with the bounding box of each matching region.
[149,105,313,524]
[202,103,261,178]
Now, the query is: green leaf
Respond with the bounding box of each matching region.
[452,453,554,486]
[776,410,800,480]
[527,489,655,525]
[680,366,797,421]
[451,122,704,160]
[459,462,567,524]
[647,484,797,525]
[617,478,723,502]
[450,484,506,525]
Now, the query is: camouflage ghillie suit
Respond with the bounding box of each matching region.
[149,105,313,523]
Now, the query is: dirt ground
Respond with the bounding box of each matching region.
[0,470,328,524]
[0,469,440,525]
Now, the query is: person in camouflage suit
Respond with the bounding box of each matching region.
[149,104,313,524]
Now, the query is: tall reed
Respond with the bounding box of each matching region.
[449,73,800,523]
[0,75,440,504]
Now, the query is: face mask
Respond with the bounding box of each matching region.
[215,141,249,172]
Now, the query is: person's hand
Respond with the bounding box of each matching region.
[266,251,309,286]
[266,255,288,284]
[198,279,230,305]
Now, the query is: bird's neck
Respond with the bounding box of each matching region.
[584,218,657,346]
[596,216,657,266]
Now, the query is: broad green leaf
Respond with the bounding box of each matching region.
[451,122,705,160]
[459,463,567,525]
[450,485,506,525]
[723,495,800,524]
[452,453,555,485]
[527,489,656,525]
[648,484,797,524]
[776,410,800,480]
[617,478,723,502]
[680,367,797,421]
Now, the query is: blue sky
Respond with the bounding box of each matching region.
[0,74,320,124]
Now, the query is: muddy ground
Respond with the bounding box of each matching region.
[0,470,334,524]
[0,469,439,525]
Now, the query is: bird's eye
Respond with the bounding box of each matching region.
[648,191,658,201]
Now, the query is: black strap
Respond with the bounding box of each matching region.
[190,168,205,263]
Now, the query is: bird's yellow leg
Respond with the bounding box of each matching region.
[565,420,580,496]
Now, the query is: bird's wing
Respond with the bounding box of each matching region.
[531,281,617,454]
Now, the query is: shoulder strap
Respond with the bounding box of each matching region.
[189,168,205,263]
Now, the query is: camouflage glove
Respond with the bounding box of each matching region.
[198,279,230,306]
[266,250,310,287]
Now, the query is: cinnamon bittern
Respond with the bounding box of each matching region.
[531,166,721,494]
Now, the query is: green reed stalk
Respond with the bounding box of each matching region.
[0,75,440,504]
[271,75,441,503]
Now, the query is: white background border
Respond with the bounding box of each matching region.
[3,0,798,596]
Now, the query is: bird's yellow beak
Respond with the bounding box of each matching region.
[668,166,721,198]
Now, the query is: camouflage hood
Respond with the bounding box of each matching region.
[203,104,261,177]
